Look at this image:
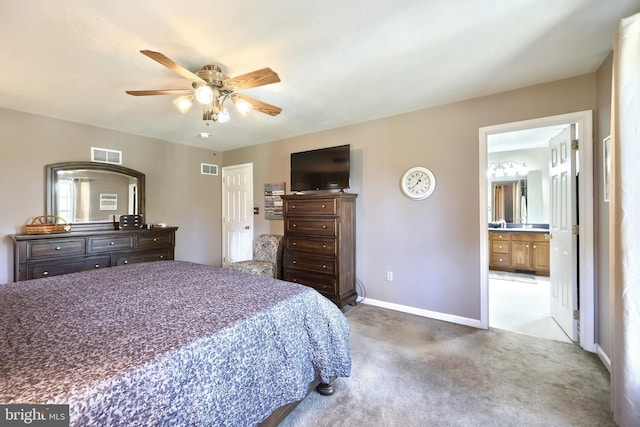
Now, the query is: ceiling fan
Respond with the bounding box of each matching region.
[126,50,282,123]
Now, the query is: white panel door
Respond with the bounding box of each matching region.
[222,163,253,267]
[549,125,578,340]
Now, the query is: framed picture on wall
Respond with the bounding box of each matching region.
[603,135,611,203]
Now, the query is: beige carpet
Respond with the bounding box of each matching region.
[489,272,572,343]
[281,304,613,426]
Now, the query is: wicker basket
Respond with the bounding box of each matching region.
[25,215,71,235]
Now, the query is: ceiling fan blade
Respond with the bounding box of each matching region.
[126,89,193,96]
[140,50,208,85]
[235,94,282,116]
[224,68,281,91]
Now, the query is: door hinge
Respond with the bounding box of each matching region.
[572,225,579,235]
[571,139,579,150]
[573,309,580,320]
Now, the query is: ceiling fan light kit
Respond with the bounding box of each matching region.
[172,95,193,114]
[125,50,282,124]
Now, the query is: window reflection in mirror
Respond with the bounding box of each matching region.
[55,169,138,223]
[47,162,145,228]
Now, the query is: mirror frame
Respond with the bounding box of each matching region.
[46,161,145,232]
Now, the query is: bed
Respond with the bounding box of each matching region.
[0,260,351,426]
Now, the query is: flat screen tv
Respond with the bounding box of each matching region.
[290,144,350,192]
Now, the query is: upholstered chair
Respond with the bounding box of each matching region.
[228,234,284,279]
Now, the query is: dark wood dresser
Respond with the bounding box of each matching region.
[281,192,357,308]
[11,227,177,281]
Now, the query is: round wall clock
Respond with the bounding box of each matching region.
[400,166,436,200]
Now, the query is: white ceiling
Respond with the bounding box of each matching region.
[488,125,568,153]
[0,1,637,152]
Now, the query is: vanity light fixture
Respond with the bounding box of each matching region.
[488,161,528,177]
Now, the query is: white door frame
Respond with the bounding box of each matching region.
[478,110,595,352]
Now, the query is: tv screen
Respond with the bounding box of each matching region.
[290,144,350,192]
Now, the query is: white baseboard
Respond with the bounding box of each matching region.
[362,298,484,329]
[595,343,612,372]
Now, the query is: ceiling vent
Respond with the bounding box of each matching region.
[91,147,122,165]
[201,163,218,176]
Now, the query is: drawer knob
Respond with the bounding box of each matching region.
[43,271,49,276]
[95,264,100,268]
[124,260,128,264]
[292,223,297,227]
[292,260,297,264]
[323,285,328,289]
[499,245,502,249]
[292,242,297,246]
[55,246,61,250]
[526,245,529,248]
[322,244,327,248]
[322,204,326,208]
[110,241,115,245]
[159,255,164,259]
[153,238,157,242]
[533,245,537,248]
[499,258,503,262]
[291,205,296,209]
[322,264,327,269]
[499,235,502,238]
[322,225,327,229]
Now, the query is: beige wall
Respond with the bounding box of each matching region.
[0,71,606,325]
[224,73,597,321]
[0,109,222,284]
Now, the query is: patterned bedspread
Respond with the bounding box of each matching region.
[0,261,351,426]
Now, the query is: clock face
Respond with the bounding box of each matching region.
[401,167,436,200]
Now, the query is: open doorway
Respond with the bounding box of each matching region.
[479,111,596,352]
[487,124,571,343]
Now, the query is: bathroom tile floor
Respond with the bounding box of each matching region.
[489,271,572,343]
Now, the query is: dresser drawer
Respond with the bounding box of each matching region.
[490,253,510,267]
[285,252,336,275]
[27,238,85,259]
[114,249,173,266]
[285,270,337,296]
[284,198,337,216]
[88,235,133,253]
[285,218,337,237]
[511,232,548,242]
[490,232,510,241]
[136,232,173,248]
[27,255,111,279]
[492,241,509,254]
[286,236,336,256]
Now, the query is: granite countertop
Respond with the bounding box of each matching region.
[488,227,549,233]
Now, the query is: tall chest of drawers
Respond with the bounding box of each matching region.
[11,227,177,282]
[281,192,357,308]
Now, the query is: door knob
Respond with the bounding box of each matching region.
[245,225,250,229]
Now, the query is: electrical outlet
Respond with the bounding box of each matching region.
[386,271,393,281]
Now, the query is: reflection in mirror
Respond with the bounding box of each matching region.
[492,179,527,223]
[47,162,145,230]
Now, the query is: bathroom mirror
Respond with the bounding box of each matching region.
[46,162,145,231]
[491,178,527,224]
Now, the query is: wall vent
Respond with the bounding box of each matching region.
[91,147,122,165]
[201,163,218,176]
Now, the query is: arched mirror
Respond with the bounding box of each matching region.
[46,162,145,231]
